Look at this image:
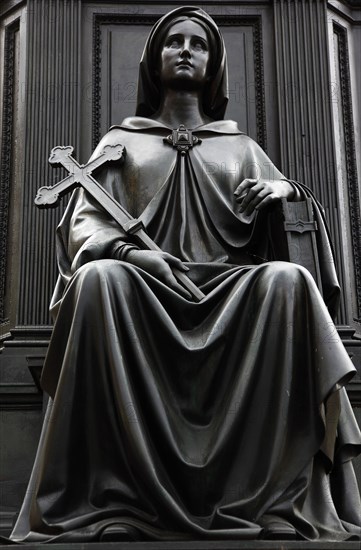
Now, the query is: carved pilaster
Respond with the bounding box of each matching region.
[274,0,348,324]
[18,0,81,326]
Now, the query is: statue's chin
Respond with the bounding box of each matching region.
[161,75,206,93]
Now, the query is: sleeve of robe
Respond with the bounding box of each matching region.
[49,132,139,319]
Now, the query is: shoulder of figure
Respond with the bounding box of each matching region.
[112,116,170,131]
[237,133,268,155]
[87,127,130,162]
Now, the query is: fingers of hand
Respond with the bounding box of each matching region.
[254,193,279,211]
[245,191,279,214]
[128,251,166,276]
[237,182,265,213]
[161,266,192,299]
[234,178,258,198]
[237,181,283,214]
[126,251,191,297]
[162,252,189,272]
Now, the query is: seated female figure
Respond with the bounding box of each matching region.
[11,6,361,543]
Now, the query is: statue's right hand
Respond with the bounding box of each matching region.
[125,250,191,299]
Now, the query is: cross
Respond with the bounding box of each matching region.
[35,144,125,208]
[34,144,205,302]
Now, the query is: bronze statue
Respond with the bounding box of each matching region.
[10,6,361,543]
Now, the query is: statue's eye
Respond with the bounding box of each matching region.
[166,36,182,48]
[192,39,207,51]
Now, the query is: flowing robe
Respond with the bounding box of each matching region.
[11,118,361,542]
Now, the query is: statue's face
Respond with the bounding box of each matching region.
[159,19,210,90]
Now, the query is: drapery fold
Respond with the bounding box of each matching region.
[11,119,361,543]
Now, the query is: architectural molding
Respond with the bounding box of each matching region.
[92,14,158,150]
[0,18,19,323]
[333,22,361,323]
[216,15,267,152]
[0,383,42,411]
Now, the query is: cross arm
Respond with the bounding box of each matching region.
[34,145,205,302]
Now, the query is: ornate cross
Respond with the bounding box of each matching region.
[35,145,205,302]
[35,144,125,208]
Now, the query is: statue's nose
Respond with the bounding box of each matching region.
[180,40,191,56]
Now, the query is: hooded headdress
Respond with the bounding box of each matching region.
[135,6,229,121]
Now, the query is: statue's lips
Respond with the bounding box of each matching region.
[176,61,193,68]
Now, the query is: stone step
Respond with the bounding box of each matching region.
[0,541,360,549]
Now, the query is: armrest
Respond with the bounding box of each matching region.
[269,198,323,294]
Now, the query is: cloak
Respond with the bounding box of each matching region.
[10,118,361,542]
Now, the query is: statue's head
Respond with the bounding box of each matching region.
[136,6,228,121]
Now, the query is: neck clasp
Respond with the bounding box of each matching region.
[164,125,202,155]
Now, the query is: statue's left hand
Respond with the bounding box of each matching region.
[233,178,295,215]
